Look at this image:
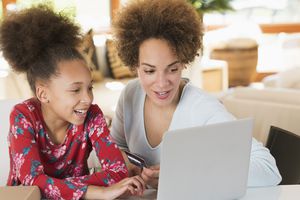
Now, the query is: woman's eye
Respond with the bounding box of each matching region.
[71,89,80,93]
[144,70,154,74]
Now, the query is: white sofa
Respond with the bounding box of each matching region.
[0,99,24,186]
[220,87,300,145]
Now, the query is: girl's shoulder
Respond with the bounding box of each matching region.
[85,104,105,124]
[11,98,41,119]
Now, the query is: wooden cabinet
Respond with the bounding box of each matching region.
[201,59,228,93]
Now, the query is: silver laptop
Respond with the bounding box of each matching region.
[157,118,253,200]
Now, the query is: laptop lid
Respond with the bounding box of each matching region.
[157,118,253,200]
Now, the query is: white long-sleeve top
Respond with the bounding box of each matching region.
[111,79,282,187]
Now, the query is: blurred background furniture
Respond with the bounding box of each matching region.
[0,99,23,186]
[266,126,300,185]
[263,67,300,89]
[199,59,228,93]
[220,86,300,144]
[1,35,229,118]
[210,38,258,87]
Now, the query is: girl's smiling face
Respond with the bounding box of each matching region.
[43,59,94,125]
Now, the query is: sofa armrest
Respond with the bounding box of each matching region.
[222,95,300,145]
[232,87,300,106]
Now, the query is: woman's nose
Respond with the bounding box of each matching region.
[156,73,169,88]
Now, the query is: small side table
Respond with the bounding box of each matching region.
[201,59,228,93]
[0,186,41,200]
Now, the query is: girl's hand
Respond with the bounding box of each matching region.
[83,176,145,200]
[105,175,146,199]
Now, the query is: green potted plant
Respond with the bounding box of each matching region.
[187,0,234,22]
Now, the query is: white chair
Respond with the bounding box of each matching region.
[0,99,23,186]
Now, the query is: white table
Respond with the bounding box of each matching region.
[241,185,300,200]
[1,185,299,199]
[120,185,300,200]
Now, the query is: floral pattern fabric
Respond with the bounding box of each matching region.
[7,98,128,199]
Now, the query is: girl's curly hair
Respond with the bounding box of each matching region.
[0,5,83,93]
[113,0,203,69]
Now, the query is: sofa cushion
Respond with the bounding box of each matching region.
[263,67,300,89]
[105,39,136,79]
[78,29,103,82]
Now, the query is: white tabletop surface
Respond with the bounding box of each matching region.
[119,185,300,200]
[240,185,300,200]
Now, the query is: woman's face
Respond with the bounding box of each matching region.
[137,38,184,107]
[45,59,94,125]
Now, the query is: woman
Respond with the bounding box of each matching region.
[111,0,282,188]
[0,6,144,199]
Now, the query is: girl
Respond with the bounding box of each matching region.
[0,6,144,199]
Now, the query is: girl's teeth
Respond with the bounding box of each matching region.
[75,110,85,114]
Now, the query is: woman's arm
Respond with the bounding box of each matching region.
[206,108,282,187]
[248,138,282,187]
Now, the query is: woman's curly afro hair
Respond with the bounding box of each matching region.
[0,5,83,93]
[113,0,203,69]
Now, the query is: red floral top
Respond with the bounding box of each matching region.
[7,98,128,199]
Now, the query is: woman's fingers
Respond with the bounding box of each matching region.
[127,185,136,195]
[134,175,146,191]
[121,176,145,195]
[132,175,146,193]
[150,164,160,170]
[140,167,159,188]
[142,167,160,178]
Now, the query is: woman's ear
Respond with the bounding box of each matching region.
[135,66,140,77]
[36,82,49,103]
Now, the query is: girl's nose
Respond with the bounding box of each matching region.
[81,92,93,104]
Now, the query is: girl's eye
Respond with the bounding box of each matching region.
[170,67,178,72]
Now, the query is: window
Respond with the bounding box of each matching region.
[204,0,300,25]
[1,0,111,33]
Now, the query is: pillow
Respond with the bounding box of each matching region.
[277,67,300,89]
[78,29,103,81]
[106,39,136,79]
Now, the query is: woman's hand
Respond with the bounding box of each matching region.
[141,165,160,189]
[84,175,145,200]
[121,151,142,177]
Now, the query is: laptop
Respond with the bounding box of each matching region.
[157,118,253,200]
